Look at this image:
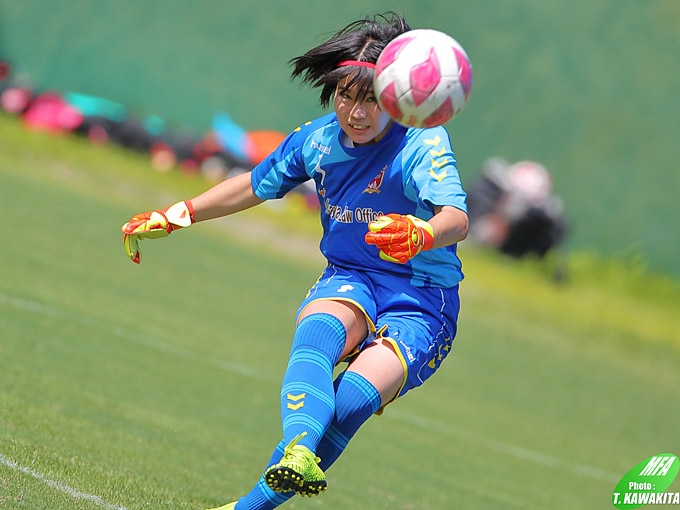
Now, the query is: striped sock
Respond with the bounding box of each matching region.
[234,478,290,510]
[280,313,346,451]
[235,372,380,509]
[234,441,290,510]
[317,371,382,470]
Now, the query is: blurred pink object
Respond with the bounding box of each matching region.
[0,87,33,114]
[508,161,552,204]
[22,92,83,132]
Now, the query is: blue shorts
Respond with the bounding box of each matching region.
[297,264,460,404]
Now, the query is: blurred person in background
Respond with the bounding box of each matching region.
[466,157,568,277]
[120,12,469,510]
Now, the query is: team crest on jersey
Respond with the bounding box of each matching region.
[363,166,386,194]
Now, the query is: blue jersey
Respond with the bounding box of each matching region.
[251,113,468,288]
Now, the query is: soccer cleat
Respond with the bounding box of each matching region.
[205,502,236,510]
[264,432,327,497]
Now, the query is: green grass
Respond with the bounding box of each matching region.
[1,113,679,509]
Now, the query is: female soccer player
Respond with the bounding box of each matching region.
[121,12,469,510]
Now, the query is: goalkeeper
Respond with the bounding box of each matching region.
[121,12,469,510]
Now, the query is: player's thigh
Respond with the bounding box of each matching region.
[345,339,403,405]
[298,299,368,359]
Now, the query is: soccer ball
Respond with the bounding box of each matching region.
[374,29,473,128]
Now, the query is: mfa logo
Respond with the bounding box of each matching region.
[612,453,679,508]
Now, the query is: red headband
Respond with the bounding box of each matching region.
[338,60,376,69]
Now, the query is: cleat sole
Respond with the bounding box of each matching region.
[266,468,304,493]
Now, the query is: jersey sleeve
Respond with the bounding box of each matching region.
[402,126,468,215]
[250,123,312,200]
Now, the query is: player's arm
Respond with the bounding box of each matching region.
[428,205,469,248]
[190,171,265,221]
[121,171,265,264]
[365,205,468,264]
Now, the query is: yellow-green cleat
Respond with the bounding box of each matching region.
[264,432,327,497]
[205,501,236,510]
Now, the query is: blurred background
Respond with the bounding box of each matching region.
[1,0,679,279]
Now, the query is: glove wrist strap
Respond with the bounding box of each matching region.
[421,227,435,251]
[164,201,194,229]
[407,215,435,252]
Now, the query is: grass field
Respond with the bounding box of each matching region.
[1,112,679,509]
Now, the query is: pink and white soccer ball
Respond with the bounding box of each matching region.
[374,29,473,128]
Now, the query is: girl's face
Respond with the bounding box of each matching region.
[334,77,393,146]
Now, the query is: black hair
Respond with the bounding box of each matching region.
[289,12,411,107]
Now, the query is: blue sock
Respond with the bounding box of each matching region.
[280,313,346,450]
[234,441,290,510]
[235,372,380,510]
[317,371,382,470]
[234,478,290,510]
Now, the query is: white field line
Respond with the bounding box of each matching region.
[0,290,275,383]
[0,453,128,510]
[1,290,619,485]
[386,409,620,483]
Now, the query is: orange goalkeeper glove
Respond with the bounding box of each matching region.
[365,213,435,264]
[121,200,194,264]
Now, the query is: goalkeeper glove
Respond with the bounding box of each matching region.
[121,200,194,264]
[365,213,434,264]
